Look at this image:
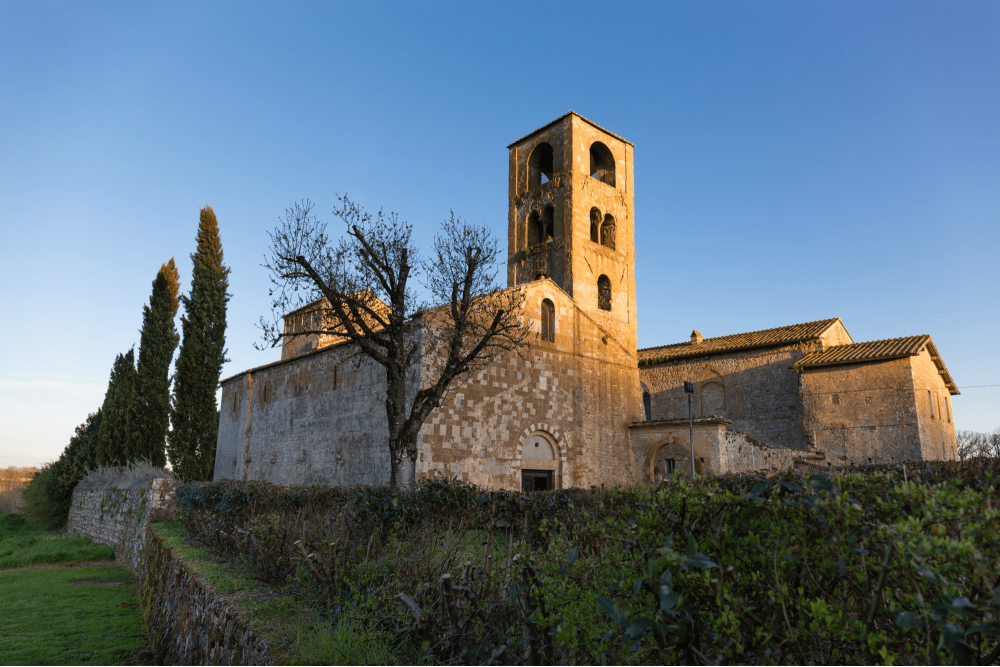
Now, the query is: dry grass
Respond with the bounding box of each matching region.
[0,467,36,514]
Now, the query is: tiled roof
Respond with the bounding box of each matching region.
[507,111,635,148]
[793,335,959,394]
[638,318,841,366]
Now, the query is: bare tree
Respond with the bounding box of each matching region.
[956,429,983,461]
[956,428,1000,460]
[259,197,528,488]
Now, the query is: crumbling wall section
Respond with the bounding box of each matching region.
[724,431,815,474]
[68,477,177,570]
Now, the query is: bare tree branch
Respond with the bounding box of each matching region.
[258,198,528,487]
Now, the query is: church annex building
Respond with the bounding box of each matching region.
[214,113,959,491]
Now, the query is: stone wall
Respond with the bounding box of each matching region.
[417,280,641,490]
[140,525,274,666]
[217,278,643,492]
[800,357,920,465]
[68,477,177,570]
[724,430,818,474]
[639,342,819,451]
[630,419,729,482]
[215,341,391,487]
[910,347,959,460]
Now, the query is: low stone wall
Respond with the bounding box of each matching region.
[725,431,828,474]
[68,477,177,570]
[140,525,275,665]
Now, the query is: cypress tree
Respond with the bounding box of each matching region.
[96,349,137,466]
[45,408,103,524]
[168,206,230,481]
[130,259,181,466]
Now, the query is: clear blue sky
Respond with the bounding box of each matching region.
[1,1,997,468]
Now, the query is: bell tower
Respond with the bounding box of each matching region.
[507,112,637,349]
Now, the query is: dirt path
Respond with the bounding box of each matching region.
[1,559,118,571]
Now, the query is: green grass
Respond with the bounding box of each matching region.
[288,616,399,665]
[0,565,148,665]
[0,513,114,569]
[153,520,259,594]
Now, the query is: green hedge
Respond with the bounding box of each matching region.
[177,459,1000,665]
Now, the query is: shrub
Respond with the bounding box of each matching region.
[19,466,67,529]
[174,460,1000,665]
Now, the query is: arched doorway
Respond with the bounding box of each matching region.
[651,441,701,483]
[521,433,558,491]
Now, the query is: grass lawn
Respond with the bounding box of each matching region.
[0,514,114,569]
[0,514,149,665]
[0,565,148,665]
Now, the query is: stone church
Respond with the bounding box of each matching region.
[214,112,959,490]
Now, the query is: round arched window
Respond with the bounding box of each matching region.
[597,275,612,311]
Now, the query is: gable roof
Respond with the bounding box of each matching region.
[507,111,635,148]
[638,318,841,366]
[792,335,959,394]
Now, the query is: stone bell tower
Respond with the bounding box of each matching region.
[506,112,637,349]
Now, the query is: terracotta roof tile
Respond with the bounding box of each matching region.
[638,318,841,365]
[793,335,929,367]
[792,335,959,394]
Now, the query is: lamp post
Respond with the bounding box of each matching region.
[684,381,695,477]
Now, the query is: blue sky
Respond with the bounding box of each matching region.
[1,1,997,468]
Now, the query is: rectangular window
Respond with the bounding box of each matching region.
[928,389,935,418]
[945,397,951,423]
[665,458,675,474]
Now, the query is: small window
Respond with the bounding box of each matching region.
[589,141,616,186]
[527,210,541,247]
[528,142,554,189]
[590,207,601,242]
[928,389,935,418]
[600,214,616,251]
[665,458,675,475]
[541,205,554,242]
[642,390,651,421]
[540,299,555,343]
[597,275,612,311]
[831,394,841,405]
[945,396,951,423]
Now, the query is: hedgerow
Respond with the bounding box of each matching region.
[175,459,1000,665]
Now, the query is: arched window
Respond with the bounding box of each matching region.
[540,205,554,242]
[528,142,554,189]
[541,299,555,342]
[589,141,616,186]
[590,207,601,242]
[527,210,541,246]
[601,214,616,250]
[597,275,612,311]
[641,382,652,421]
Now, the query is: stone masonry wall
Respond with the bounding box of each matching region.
[724,430,813,474]
[910,347,959,460]
[639,342,820,452]
[140,525,274,666]
[216,279,642,492]
[800,357,921,465]
[417,280,642,490]
[68,477,177,570]
[216,341,391,487]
